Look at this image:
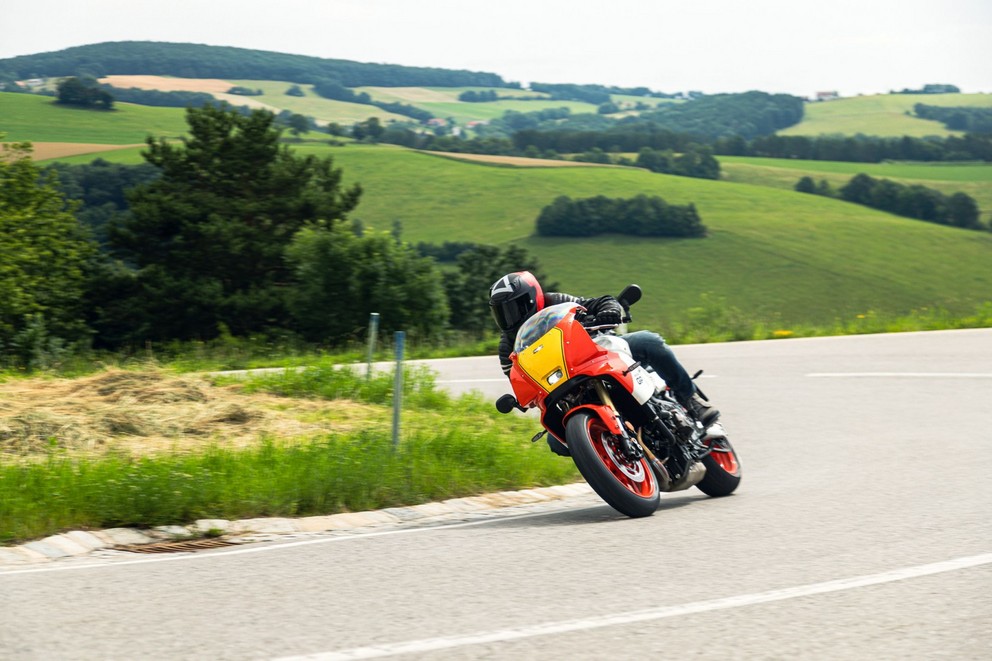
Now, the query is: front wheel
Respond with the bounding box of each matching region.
[696,432,742,497]
[566,412,660,517]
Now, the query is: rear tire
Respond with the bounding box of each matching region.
[566,412,660,517]
[696,434,741,497]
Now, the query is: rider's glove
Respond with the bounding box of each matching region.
[595,309,622,326]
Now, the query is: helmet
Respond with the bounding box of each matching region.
[489,271,545,332]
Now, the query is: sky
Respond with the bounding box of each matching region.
[3,0,991,98]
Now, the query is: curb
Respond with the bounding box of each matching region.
[0,483,594,568]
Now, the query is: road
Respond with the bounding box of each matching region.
[2,329,990,659]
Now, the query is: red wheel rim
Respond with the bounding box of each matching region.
[707,439,740,475]
[587,418,657,497]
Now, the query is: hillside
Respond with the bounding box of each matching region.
[0,41,508,88]
[779,93,992,138]
[40,141,992,332]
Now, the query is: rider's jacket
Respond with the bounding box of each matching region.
[497,293,624,377]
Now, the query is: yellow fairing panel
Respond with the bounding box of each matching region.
[516,327,568,393]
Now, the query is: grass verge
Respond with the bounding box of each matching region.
[0,366,576,545]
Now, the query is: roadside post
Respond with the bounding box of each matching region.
[392,330,405,450]
[366,312,380,380]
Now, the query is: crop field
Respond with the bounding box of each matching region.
[780,93,992,138]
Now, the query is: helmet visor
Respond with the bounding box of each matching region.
[491,295,533,332]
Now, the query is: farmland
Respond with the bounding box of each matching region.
[5,90,991,336]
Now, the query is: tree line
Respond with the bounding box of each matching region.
[0,41,510,88]
[914,104,992,134]
[536,195,707,238]
[715,132,992,162]
[311,78,434,121]
[795,174,985,230]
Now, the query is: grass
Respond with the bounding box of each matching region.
[0,92,189,143]
[0,365,577,544]
[780,93,992,138]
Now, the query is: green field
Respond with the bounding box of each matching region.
[224,80,410,124]
[780,93,992,138]
[280,144,992,331]
[354,86,599,123]
[0,92,189,143]
[719,156,992,217]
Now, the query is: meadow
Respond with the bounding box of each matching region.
[719,156,992,216]
[0,92,189,143]
[779,93,992,138]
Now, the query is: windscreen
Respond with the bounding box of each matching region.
[513,302,581,354]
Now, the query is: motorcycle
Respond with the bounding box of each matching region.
[495,284,741,517]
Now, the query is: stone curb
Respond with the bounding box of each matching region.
[0,483,593,567]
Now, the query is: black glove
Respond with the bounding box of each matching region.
[594,309,622,326]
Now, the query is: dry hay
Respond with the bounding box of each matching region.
[12,143,145,161]
[429,152,613,168]
[99,75,235,93]
[0,368,374,458]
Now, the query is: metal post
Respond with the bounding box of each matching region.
[392,331,405,450]
[366,312,380,379]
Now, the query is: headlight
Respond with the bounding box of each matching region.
[546,369,564,385]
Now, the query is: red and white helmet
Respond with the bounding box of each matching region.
[488,271,545,332]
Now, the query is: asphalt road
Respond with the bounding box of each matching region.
[2,329,990,660]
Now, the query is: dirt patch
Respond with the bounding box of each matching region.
[99,75,234,93]
[429,152,613,168]
[0,368,375,458]
[24,142,145,160]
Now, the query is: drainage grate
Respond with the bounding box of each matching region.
[115,538,238,554]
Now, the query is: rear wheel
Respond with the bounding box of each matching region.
[696,434,741,497]
[566,412,660,517]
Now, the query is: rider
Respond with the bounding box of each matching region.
[488,271,719,427]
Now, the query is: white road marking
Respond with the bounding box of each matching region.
[0,510,570,576]
[275,553,992,660]
[808,372,992,378]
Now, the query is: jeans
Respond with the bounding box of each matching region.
[622,330,696,401]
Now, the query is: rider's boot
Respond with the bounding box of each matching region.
[681,393,720,428]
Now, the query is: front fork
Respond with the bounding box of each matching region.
[591,380,673,491]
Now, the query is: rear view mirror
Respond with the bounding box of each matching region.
[618,284,642,309]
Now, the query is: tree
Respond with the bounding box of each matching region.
[795,176,817,194]
[947,192,982,230]
[56,76,113,109]
[285,222,449,343]
[287,113,310,137]
[444,245,557,334]
[108,104,362,341]
[0,141,97,364]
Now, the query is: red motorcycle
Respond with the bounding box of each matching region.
[496,285,741,517]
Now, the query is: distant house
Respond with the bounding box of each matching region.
[466,120,489,128]
[426,118,448,127]
[815,91,840,102]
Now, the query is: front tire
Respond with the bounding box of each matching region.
[566,412,660,517]
[696,433,742,497]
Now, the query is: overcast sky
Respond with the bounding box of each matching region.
[3,0,990,97]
